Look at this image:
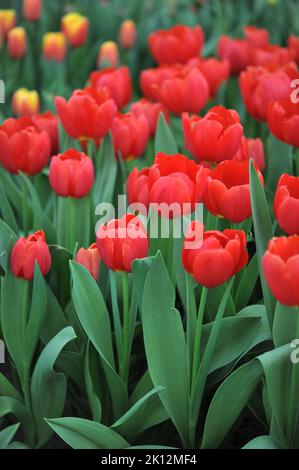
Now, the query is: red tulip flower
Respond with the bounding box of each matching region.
[288,35,299,65]
[148,25,204,64]
[119,19,137,49]
[49,149,94,198]
[187,57,230,97]
[274,174,299,235]
[0,117,51,175]
[11,230,51,281]
[130,98,170,137]
[204,160,264,223]
[111,112,149,160]
[61,12,89,48]
[55,87,117,146]
[243,26,269,48]
[89,67,132,109]
[75,243,100,281]
[233,136,265,171]
[217,36,251,75]
[127,167,150,208]
[8,27,26,59]
[250,44,295,68]
[152,67,209,115]
[182,221,248,288]
[23,0,42,21]
[240,65,293,121]
[263,235,299,306]
[267,97,299,147]
[182,106,243,163]
[33,111,59,154]
[140,64,181,101]
[43,32,67,62]
[96,214,149,273]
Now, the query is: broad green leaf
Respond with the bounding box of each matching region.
[93,133,118,205]
[0,184,18,234]
[234,254,259,311]
[0,372,22,401]
[46,417,129,449]
[84,341,102,423]
[0,423,20,449]
[142,253,189,446]
[273,302,297,348]
[0,397,35,447]
[40,284,68,345]
[0,219,17,273]
[155,113,178,155]
[31,326,77,447]
[56,351,85,391]
[243,435,281,449]
[265,135,293,193]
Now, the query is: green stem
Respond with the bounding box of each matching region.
[294,148,299,177]
[191,287,208,388]
[120,272,130,384]
[286,307,299,446]
[57,197,90,251]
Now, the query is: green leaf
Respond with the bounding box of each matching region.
[234,254,259,311]
[250,160,275,328]
[0,423,20,449]
[0,184,18,234]
[202,361,263,449]
[93,133,118,205]
[40,285,68,345]
[0,372,22,401]
[70,261,128,419]
[46,417,129,449]
[0,397,35,447]
[155,113,178,155]
[243,435,281,449]
[273,302,297,348]
[31,326,77,447]
[265,134,293,193]
[0,219,17,273]
[142,252,189,446]
[84,341,102,423]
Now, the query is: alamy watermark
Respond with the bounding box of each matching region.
[291,79,299,104]
[0,80,5,104]
[0,340,5,364]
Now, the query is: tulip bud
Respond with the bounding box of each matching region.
[12,88,40,117]
[49,149,94,198]
[11,230,51,280]
[61,12,89,48]
[0,9,16,39]
[119,19,137,49]
[97,41,119,68]
[75,243,100,281]
[43,32,67,62]
[8,27,26,59]
[23,0,42,21]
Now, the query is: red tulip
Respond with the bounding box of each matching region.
[127,167,150,208]
[182,221,248,288]
[250,44,295,68]
[182,106,243,163]
[23,0,42,21]
[187,57,230,97]
[43,32,67,62]
[8,27,26,59]
[55,87,117,146]
[244,26,269,48]
[119,19,137,49]
[33,111,59,154]
[49,149,94,198]
[130,98,170,136]
[96,214,149,273]
[217,36,251,74]
[274,174,299,235]
[263,235,299,306]
[75,243,100,281]
[0,10,16,39]
[61,12,89,48]
[267,97,299,147]
[233,136,265,171]
[140,64,181,101]
[11,230,51,281]
[0,117,51,175]
[152,67,209,115]
[89,67,132,109]
[148,25,204,64]
[111,112,149,160]
[240,65,293,121]
[204,160,264,223]
[288,35,299,65]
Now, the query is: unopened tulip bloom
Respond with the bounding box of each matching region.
[8,27,26,59]
[149,25,204,64]
[55,87,117,146]
[233,136,265,171]
[188,57,230,97]
[0,10,16,39]
[111,113,149,160]
[127,167,150,207]
[0,117,51,175]
[23,0,42,21]
[33,111,59,154]
[75,243,100,280]
[12,88,40,117]
[182,221,248,288]
[217,36,251,74]
[43,32,67,62]
[204,160,264,223]
[140,64,181,101]
[96,214,149,273]
[244,26,269,48]
[274,174,299,235]
[130,98,170,136]
[61,12,89,48]
[11,230,51,280]
[49,149,94,198]
[152,67,209,115]
[240,65,293,121]
[89,67,132,109]
[263,235,299,306]
[267,97,299,147]
[119,19,137,49]
[97,41,119,68]
[182,106,243,163]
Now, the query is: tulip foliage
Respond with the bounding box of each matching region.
[1,0,299,452]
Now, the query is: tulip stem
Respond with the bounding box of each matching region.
[120,272,130,384]
[286,307,299,447]
[294,148,299,177]
[191,287,208,387]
